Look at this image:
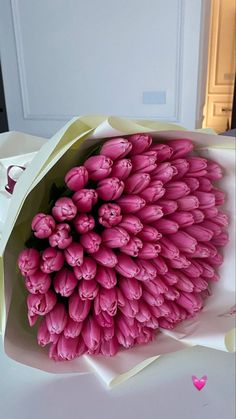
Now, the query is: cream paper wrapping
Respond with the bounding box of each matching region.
[0,116,235,388]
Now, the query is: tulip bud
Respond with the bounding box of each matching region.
[135,301,152,322]
[177,291,203,313]
[74,257,97,281]
[211,232,229,246]
[69,292,91,322]
[136,259,157,281]
[84,155,113,180]
[213,211,229,227]
[27,290,57,316]
[167,211,194,227]
[118,296,139,318]
[96,177,124,200]
[196,260,215,278]
[138,242,161,259]
[157,199,178,215]
[98,203,122,227]
[95,311,114,328]
[183,260,203,277]
[120,236,143,257]
[116,328,134,349]
[205,253,223,266]
[115,254,140,278]
[118,214,143,234]
[93,245,118,268]
[124,173,151,194]
[72,189,98,212]
[190,209,205,223]
[159,237,180,259]
[197,177,213,192]
[168,253,191,269]
[149,143,173,161]
[185,156,208,177]
[119,276,142,300]
[163,287,180,301]
[206,160,223,180]
[46,303,67,334]
[190,276,209,292]
[158,318,174,330]
[74,213,95,233]
[40,248,64,273]
[128,133,152,155]
[188,243,211,258]
[130,154,157,173]
[116,195,146,213]
[31,213,56,239]
[164,181,190,200]
[170,231,197,254]
[78,279,98,300]
[80,232,101,254]
[161,269,178,285]
[171,158,190,179]
[49,223,72,249]
[101,227,130,248]
[25,270,51,294]
[100,137,132,160]
[100,336,119,356]
[94,287,117,316]
[153,218,179,234]
[110,158,132,180]
[18,248,40,276]
[168,139,193,159]
[140,180,165,203]
[54,268,77,297]
[52,197,77,222]
[151,162,175,183]
[64,318,83,339]
[37,318,51,347]
[135,327,155,344]
[182,177,200,192]
[175,272,194,292]
[152,256,168,274]
[135,205,163,223]
[211,188,225,206]
[64,242,84,267]
[177,195,199,211]
[95,266,117,289]
[56,335,82,360]
[184,224,214,242]
[194,191,215,209]
[137,225,162,241]
[64,166,88,191]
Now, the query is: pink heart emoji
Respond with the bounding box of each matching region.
[192,375,207,391]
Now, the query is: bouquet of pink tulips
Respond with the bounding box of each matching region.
[0,116,235,386]
[17,132,229,360]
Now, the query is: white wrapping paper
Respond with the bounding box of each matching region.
[0,116,235,388]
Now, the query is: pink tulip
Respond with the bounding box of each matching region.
[138,225,162,241]
[149,143,173,161]
[120,236,143,257]
[128,133,152,155]
[182,177,200,192]
[185,157,208,176]
[116,195,146,213]
[158,319,174,329]
[188,243,211,258]
[198,220,222,237]
[118,214,143,234]
[205,253,223,266]
[203,207,219,219]
[74,213,95,233]
[211,188,225,206]
[64,166,88,191]
[213,211,229,227]
[197,177,213,192]
[171,159,189,179]
[124,173,151,194]
[211,232,229,246]
[160,269,178,285]
[27,290,57,316]
[95,266,117,289]
[96,177,124,200]
[196,260,215,278]
[151,162,175,183]
[93,245,118,268]
[49,223,72,249]
[130,154,157,173]
[115,253,140,278]
[69,292,91,322]
[37,318,52,347]
[168,211,194,227]
[74,257,97,280]
[94,287,117,316]
[84,155,113,180]
[64,242,84,267]
[175,272,194,292]
[190,276,209,292]
[40,248,64,273]
[98,203,122,227]
[80,231,101,254]
[18,248,40,276]
[116,328,134,349]
[72,189,98,212]
[206,160,223,180]
[119,276,142,300]
[100,336,119,356]
[157,199,178,215]
[164,181,190,200]
[135,301,152,322]
[152,256,168,274]
[168,253,191,269]
[194,191,215,209]
[100,137,132,160]
[116,315,135,341]
[142,288,164,306]
[170,231,197,253]
[52,197,77,222]
[46,303,67,334]
[163,287,180,301]
[103,325,115,341]
[118,296,139,318]
[183,260,203,277]
[151,277,168,293]
[135,205,163,223]
[159,237,179,259]
[31,213,56,239]
[101,227,130,248]
[64,318,83,339]
[25,271,51,294]
[177,195,199,211]
[27,312,38,327]
[138,242,161,259]
[184,224,214,242]
[95,311,114,328]
[153,218,179,234]
[168,139,193,159]
[54,335,81,360]
[110,158,132,180]
[140,180,165,203]
[136,327,155,344]
[78,279,98,300]
[136,259,157,281]
[177,291,203,313]
[53,268,77,297]
[190,209,205,223]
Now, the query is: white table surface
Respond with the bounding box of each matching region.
[0,342,235,419]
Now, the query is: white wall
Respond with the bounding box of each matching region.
[0,0,210,138]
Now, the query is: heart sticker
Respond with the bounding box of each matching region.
[192,375,207,391]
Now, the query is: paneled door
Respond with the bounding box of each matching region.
[0,0,210,137]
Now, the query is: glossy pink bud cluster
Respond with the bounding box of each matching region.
[18,134,228,360]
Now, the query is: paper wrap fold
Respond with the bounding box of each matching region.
[0,116,235,388]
